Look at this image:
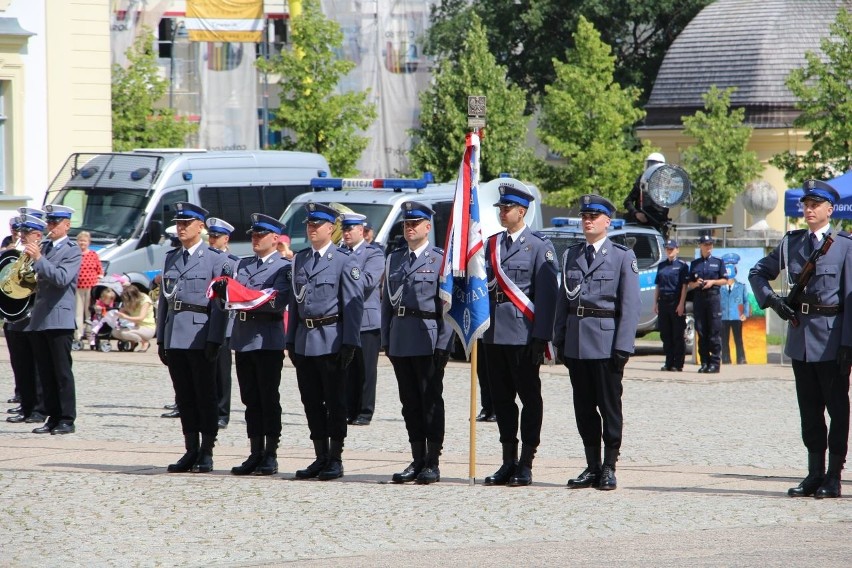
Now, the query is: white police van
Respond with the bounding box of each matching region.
[278,173,545,252]
[43,149,330,281]
[540,218,695,350]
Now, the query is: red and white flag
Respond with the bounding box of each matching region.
[206,276,277,311]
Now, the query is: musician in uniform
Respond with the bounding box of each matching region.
[287,202,363,481]
[221,214,291,476]
[26,204,82,435]
[749,179,852,499]
[482,182,558,487]
[654,239,689,372]
[206,217,238,429]
[383,201,454,485]
[554,194,640,491]
[687,235,727,373]
[339,212,385,427]
[156,202,231,473]
[5,215,46,425]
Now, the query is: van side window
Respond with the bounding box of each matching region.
[200,187,262,242]
[264,185,310,220]
[155,190,188,228]
[612,233,660,270]
[431,201,453,250]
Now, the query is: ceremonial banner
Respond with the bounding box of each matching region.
[438,132,490,357]
[186,0,264,43]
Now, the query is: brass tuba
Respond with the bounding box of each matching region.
[329,202,355,245]
[0,231,51,321]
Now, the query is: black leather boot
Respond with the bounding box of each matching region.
[318,439,344,480]
[231,437,264,476]
[787,452,825,497]
[814,454,844,499]
[508,444,536,487]
[167,433,199,473]
[191,433,216,473]
[567,446,601,488]
[415,442,441,484]
[296,439,329,479]
[392,441,426,483]
[255,435,279,476]
[484,442,517,486]
[598,447,619,490]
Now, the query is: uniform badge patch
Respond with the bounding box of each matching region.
[545,250,554,263]
[631,259,639,273]
[350,267,361,280]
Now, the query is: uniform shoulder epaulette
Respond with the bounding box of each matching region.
[568,242,584,250]
[787,228,806,236]
[207,246,223,254]
[165,247,179,256]
[227,253,240,262]
[836,230,852,239]
[338,247,352,256]
[612,243,629,251]
[431,246,444,255]
[389,247,406,256]
[367,242,384,251]
[530,231,548,241]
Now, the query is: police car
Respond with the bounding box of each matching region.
[541,217,695,351]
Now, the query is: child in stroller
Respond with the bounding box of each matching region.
[88,276,136,352]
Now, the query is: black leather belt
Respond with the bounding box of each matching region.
[237,311,283,322]
[170,300,208,314]
[492,291,511,304]
[300,314,339,328]
[571,305,618,318]
[658,293,680,300]
[395,306,439,319]
[797,303,842,316]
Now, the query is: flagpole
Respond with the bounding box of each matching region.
[467,95,486,486]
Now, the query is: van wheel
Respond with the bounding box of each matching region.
[684,314,695,354]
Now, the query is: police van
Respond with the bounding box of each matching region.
[540,218,695,350]
[278,173,545,252]
[43,149,330,281]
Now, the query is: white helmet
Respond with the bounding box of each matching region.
[645,152,665,166]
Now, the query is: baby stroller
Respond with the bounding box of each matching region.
[87,275,136,352]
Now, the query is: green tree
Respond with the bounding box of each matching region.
[538,16,648,207]
[682,86,762,221]
[434,0,710,108]
[257,0,376,176]
[111,29,197,151]
[771,8,852,185]
[409,13,533,182]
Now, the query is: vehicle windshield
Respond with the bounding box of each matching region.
[52,187,149,241]
[280,202,393,250]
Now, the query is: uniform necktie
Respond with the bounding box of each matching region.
[810,232,819,253]
[585,244,595,266]
[257,257,264,269]
[42,241,53,255]
[182,249,189,264]
[506,235,513,248]
[409,251,417,266]
[312,251,321,268]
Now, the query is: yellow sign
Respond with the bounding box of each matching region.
[186,0,264,43]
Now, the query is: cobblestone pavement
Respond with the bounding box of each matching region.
[0,340,849,567]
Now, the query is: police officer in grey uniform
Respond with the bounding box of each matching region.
[383,201,454,485]
[5,215,46,425]
[27,204,82,435]
[482,182,558,487]
[221,214,291,476]
[206,217,239,429]
[339,212,385,426]
[156,202,231,473]
[287,202,363,481]
[688,235,727,373]
[750,180,852,499]
[554,194,640,491]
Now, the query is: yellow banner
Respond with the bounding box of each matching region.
[186,0,264,43]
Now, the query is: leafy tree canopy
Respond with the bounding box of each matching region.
[111,29,197,151]
[538,17,649,207]
[771,8,852,186]
[257,0,376,176]
[682,86,762,221]
[409,13,533,182]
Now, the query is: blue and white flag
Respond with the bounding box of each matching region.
[439,132,490,358]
